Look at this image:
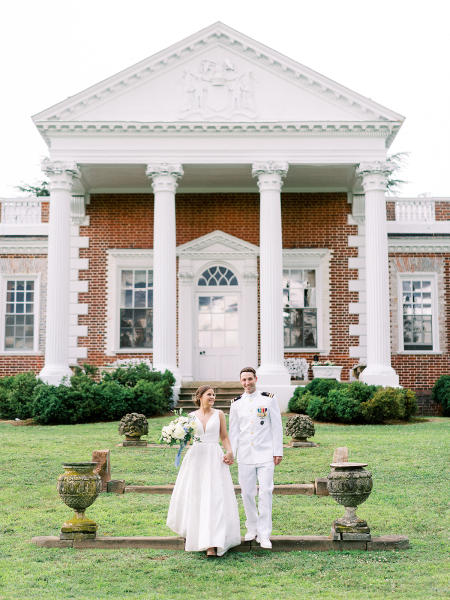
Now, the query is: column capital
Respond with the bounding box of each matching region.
[252,161,288,192]
[146,163,183,193]
[42,158,80,192]
[357,161,392,193]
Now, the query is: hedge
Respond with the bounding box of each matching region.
[288,379,417,424]
[0,363,175,425]
[432,375,450,416]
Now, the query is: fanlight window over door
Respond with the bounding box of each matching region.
[198,266,238,286]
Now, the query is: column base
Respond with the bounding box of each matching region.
[257,364,292,411]
[360,365,399,387]
[39,364,73,386]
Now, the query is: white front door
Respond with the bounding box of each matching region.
[196,291,241,380]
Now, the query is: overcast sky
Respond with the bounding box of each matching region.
[1,0,448,197]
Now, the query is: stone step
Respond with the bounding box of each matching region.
[123,483,316,495]
[32,535,410,551]
[178,381,242,412]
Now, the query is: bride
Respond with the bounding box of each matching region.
[166,385,241,556]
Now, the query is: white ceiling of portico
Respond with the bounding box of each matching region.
[34,22,403,127]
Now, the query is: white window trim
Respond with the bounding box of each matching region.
[397,272,440,354]
[0,273,41,354]
[106,249,154,355]
[282,249,331,353]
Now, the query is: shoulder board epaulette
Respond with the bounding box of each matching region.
[261,392,274,398]
[231,395,242,403]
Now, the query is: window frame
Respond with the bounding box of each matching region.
[397,272,440,354]
[106,250,154,355]
[282,249,330,353]
[0,273,40,354]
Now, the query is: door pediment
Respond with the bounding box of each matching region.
[177,230,259,259]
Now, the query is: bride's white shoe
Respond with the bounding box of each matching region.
[244,531,257,541]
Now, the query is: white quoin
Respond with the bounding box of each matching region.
[146,163,183,392]
[252,161,291,409]
[39,159,80,384]
[358,162,399,387]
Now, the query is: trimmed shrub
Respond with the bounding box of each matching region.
[306,392,338,422]
[29,364,175,425]
[432,375,450,416]
[288,387,308,414]
[0,372,41,420]
[95,380,133,421]
[345,381,379,405]
[305,378,342,398]
[32,384,84,425]
[398,388,417,420]
[329,388,363,423]
[360,387,402,424]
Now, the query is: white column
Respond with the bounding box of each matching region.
[252,161,291,409]
[39,159,80,384]
[178,269,195,382]
[357,162,399,386]
[146,163,183,391]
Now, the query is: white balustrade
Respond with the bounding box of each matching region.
[0,198,43,224]
[394,198,435,222]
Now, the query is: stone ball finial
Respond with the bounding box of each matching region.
[118,413,149,440]
[286,414,315,442]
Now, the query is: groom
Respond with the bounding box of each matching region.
[228,367,283,549]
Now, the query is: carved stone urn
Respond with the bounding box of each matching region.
[285,414,317,447]
[118,412,149,446]
[57,462,102,539]
[327,462,373,540]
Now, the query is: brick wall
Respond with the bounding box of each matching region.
[390,252,450,408]
[1,192,448,405]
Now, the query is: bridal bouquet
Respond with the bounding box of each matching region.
[160,409,200,467]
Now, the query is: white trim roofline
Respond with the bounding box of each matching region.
[32,22,405,128]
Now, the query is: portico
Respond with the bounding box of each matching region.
[32,22,404,408]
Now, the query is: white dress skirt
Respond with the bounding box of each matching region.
[166,409,241,555]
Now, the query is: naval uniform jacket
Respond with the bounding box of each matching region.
[229,390,283,464]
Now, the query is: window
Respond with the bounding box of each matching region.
[119,269,153,348]
[198,266,238,286]
[2,278,38,352]
[283,268,317,348]
[400,276,436,351]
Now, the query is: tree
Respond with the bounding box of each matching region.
[16,181,50,197]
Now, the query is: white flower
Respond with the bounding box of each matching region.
[173,423,186,440]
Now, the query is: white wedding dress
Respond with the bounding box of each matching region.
[166,409,241,555]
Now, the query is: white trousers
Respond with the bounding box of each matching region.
[238,461,274,538]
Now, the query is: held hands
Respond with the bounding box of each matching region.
[223,451,234,465]
[273,456,282,466]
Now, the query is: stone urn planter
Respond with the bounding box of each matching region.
[285,414,317,447]
[312,365,343,381]
[327,462,373,540]
[57,462,102,539]
[118,412,149,446]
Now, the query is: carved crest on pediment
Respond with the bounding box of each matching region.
[179,58,257,120]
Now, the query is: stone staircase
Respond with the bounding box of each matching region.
[177,382,242,412]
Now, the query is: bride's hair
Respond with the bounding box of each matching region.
[194,385,214,407]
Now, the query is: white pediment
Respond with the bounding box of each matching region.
[33,23,403,126]
[177,230,258,257]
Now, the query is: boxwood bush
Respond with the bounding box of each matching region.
[432,375,450,416]
[288,378,417,424]
[0,363,175,424]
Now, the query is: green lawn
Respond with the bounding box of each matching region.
[0,416,448,600]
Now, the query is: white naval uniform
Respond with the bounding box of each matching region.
[228,390,283,538]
